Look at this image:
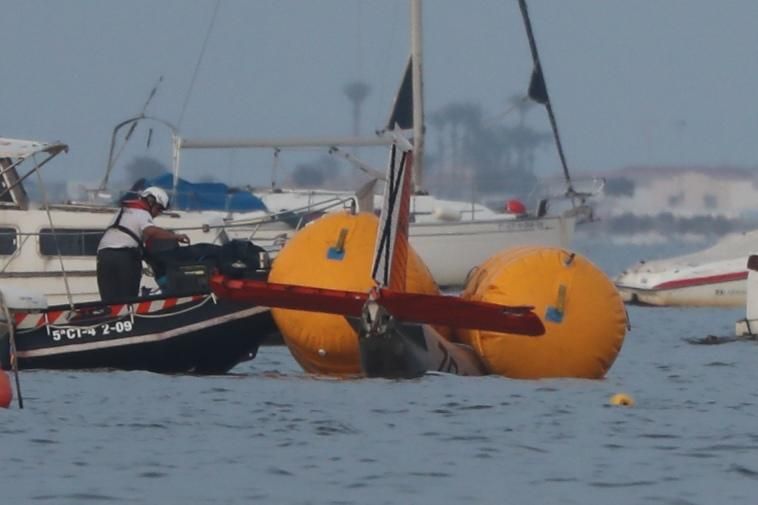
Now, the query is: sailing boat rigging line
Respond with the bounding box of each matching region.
[32,156,75,311]
[517,0,575,196]
[178,0,222,129]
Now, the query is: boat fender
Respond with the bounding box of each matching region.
[431,206,461,222]
[0,370,12,408]
[505,199,527,215]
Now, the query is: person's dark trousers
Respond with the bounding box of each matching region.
[96,248,142,303]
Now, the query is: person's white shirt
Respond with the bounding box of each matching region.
[97,207,154,251]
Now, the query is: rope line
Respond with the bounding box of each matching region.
[177,0,222,128]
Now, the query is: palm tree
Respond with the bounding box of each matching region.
[343,81,371,136]
[427,100,549,199]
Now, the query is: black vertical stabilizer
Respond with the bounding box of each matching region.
[385,56,414,131]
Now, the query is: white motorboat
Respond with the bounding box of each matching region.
[615,230,758,308]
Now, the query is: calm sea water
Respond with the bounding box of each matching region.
[2,236,757,505]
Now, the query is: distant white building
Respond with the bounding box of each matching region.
[595,165,758,220]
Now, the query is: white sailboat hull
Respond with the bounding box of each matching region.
[410,213,574,287]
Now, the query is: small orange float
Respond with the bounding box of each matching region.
[0,369,12,408]
[609,393,635,407]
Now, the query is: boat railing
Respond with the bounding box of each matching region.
[530,176,605,202]
[171,191,362,235]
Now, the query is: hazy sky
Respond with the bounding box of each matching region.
[3,0,758,189]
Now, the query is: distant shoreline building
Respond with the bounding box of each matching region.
[599,165,758,220]
[585,165,758,237]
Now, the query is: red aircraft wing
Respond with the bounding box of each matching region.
[376,288,544,336]
[210,275,368,317]
[210,275,544,336]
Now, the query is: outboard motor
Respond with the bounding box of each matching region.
[217,239,269,279]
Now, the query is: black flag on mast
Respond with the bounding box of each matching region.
[385,56,413,131]
[527,66,548,105]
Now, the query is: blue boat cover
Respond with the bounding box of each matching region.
[139,173,267,212]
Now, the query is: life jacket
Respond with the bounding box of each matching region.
[107,199,151,257]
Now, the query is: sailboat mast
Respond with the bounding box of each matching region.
[518,0,574,194]
[410,0,425,192]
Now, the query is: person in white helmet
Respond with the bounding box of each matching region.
[96,187,190,302]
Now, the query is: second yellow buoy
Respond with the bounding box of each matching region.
[457,246,628,379]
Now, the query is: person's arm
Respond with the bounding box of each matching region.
[143,226,190,244]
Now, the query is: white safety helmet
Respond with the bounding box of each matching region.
[140,186,170,210]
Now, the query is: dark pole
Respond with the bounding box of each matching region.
[2,303,23,408]
[518,0,574,194]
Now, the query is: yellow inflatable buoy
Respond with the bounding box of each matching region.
[457,246,627,379]
[609,393,635,407]
[270,211,442,375]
